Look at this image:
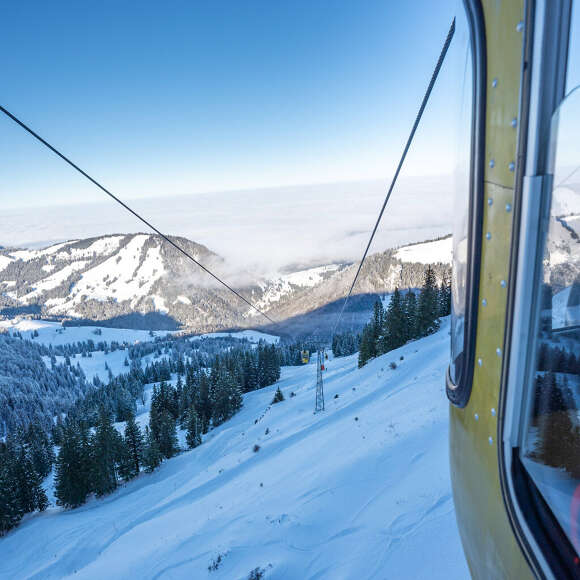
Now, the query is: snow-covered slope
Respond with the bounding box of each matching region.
[0,234,246,332]
[0,318,172,346]
[0,320,468,579]
[394,236,452,265]
[190,329,279,345]
[0,318,279,349]
[253,264,345,311]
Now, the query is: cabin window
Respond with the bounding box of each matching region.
[446,0,484,405]
[449,26,472,385]
[520,87,580,557]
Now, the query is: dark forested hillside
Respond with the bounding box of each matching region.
[0,329,298,536]
[0,334,90,437]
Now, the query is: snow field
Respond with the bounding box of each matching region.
[22,261,90,301]
[190,330,279,345]
[254,265,343,311]
[0,319,468,579]
[0,319,278,351]
[65,235,165,309]
[45,350,159,384]
[394,237,452,265]
[0,318,173,347]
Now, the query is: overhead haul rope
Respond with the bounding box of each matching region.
[330,17,455,338]
[0,104,275,324]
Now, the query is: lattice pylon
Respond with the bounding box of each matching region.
[315,349,325,412]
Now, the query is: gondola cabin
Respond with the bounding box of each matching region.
[448,1,579,578]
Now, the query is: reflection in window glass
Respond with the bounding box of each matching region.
[450,7,472,385]
[522,89,580,555]
[566,1,579,95]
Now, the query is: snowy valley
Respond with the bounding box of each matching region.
[0,319,468,580]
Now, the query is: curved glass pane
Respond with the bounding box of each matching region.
[521,87,580,555]
[450,8,473,385]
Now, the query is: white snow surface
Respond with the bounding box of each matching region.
[190,329,280,344]
[22,261,89,300]
[0,318,172,346]
[66,235,124,260]
[281,264,341,287]
[151,295,169,313]
[394,237,452,265]
[254,264,343,311]
[8,241,75,262]
[175,295,191,305]
[552,287,571,329]
[0,319,468,579]
[0,318,278,351]
[49,350,135,383]
[1,234,172,314]
[0,255,14,272]
[68,235,156,302]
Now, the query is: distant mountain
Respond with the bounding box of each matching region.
[0,233,454,336]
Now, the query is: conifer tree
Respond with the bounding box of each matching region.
[157,410,178,459]
[123,412,144,479]
[116,439,134,483]
[212,373,232,426]
[55,422,91,508]
[372,300,384,350]
[175,374,185,417]
[241,353,254,392]
[417,266,440,336]
[0,444,22,535]
[537,409,580,478]
[403,290,418,341]
[357,300,383,367]
[332,332,359,357]
[358,324,374,368]
[25,423,55,479]
[149,399,162,442]
[196,373,212,433]
[142,426,162,472]
[384,288,406,352]
[230,379,243,415]
[90,410,121,497]
[271,387,285,404]
[52,415,65,447]
[185,407,202,449]
[439,271,452,316]
[13,445,48,514]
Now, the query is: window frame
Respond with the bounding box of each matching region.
[445,0,486,407]
[499,1,577,577]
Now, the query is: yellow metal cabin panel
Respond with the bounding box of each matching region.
[484,2,524,190]
[450,1,533,578]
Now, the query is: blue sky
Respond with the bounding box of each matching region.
[0,1,463,210]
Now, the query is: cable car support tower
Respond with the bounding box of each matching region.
[315,349,325,413]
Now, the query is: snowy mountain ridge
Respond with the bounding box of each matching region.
[0,234,453,335]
